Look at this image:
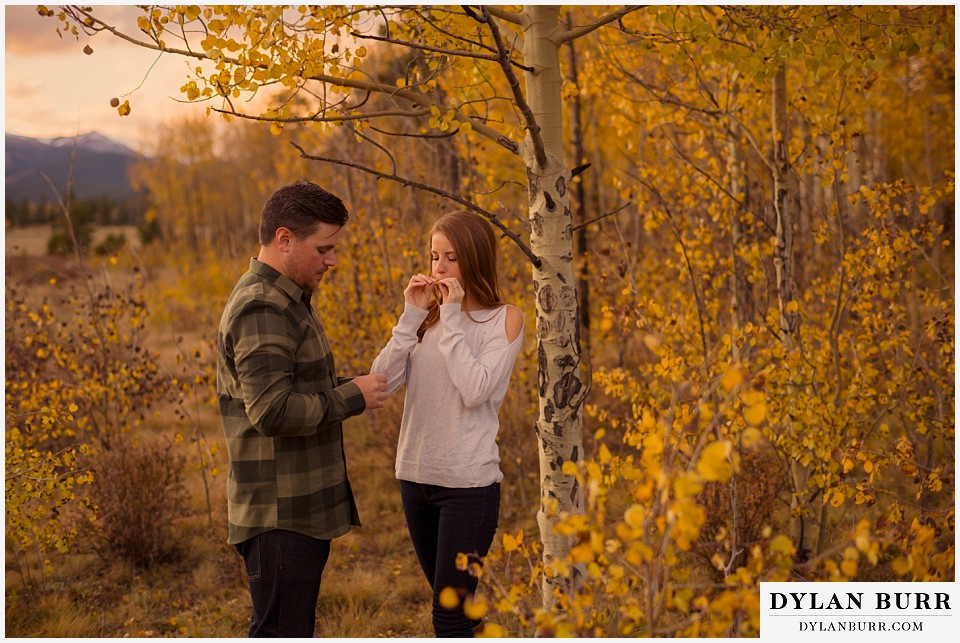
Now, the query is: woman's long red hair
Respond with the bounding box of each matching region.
[417,211,504,341]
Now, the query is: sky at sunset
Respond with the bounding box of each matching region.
[4,3,210,150]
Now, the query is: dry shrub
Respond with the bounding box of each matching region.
[698,446,788,576]
[79,434,189,568]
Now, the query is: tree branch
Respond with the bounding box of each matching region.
[211,105,432,124]
[482,5,525,25]
[350,31,534,72]
[472,6,546,168]
[59,6,522,157]
[300,72,521,154]
[289,141,541,269]
[571,201,632,232]
[557,6,647,44]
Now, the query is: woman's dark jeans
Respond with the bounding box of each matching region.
[235,529,331,638]
[399,480,500,638]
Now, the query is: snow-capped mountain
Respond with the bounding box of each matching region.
[5,132,141,202]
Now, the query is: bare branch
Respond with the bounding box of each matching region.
[350,31,534,72]
[302,72,521,154]
[290,141,540,269]
[62,7,207,62]
[211,105,432,124]
[571,201,632,232]
[471,6,546,167]
[558,6,647,44]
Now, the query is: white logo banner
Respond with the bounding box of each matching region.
[760,582,957,640]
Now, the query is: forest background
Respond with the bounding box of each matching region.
[5,5,956,638]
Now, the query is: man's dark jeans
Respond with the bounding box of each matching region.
[235,529,331,638]
[399,480,500,638]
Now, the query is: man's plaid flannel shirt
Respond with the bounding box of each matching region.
[217,259,364,544]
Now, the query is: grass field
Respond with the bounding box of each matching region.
[5,224,141,258]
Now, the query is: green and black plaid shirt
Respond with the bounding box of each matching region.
[217,259,364,545]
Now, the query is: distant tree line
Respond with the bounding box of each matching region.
[5,195,146,228]
[5,194,157,257]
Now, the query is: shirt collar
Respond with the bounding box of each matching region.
[249,258,312,304]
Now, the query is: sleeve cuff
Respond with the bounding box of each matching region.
[336,380,366,416]
[439,303,462,320]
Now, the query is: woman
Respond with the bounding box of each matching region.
[371,211,524,637]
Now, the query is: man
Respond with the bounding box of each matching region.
[217,181,388,637]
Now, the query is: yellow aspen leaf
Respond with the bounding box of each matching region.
[741,427,763,449]
[697,440,733,482]
[438,586,459,609]
[571,541,595,563]
[743,402,766,426]
[624,504,644,529]
[270,122,283,136]
[829,489,845,507]
[770,534,794,556]
[891,556,912,576]
[740,390,763,407]
[641,407,656,431]
[476,623,504,637]
[642,432,663,455]
[561,460,578,476]
[598,443,612,464]
[502,533,519,552]
[586,461,602,483]
[699,402,715,422]
[555,514,587,536]
[840,559,857,577]
[463,595,488,620]
[720,367,744,392]
[710,553,725,570]
[673,473,703,499]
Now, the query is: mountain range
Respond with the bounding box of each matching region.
[5,132,141,203]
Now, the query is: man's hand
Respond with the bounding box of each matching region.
[353,372,388,410]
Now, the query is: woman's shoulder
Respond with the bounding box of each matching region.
[502,304,523,343]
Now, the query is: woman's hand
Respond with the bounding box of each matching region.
[435,277,464,305]
[403,274,436,309]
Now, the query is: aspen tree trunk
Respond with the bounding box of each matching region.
[727,100,753,347]
[772,66,813,559]
[567,28,592,359]
[521,5,586,611]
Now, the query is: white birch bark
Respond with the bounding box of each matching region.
[520,5,586,611]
